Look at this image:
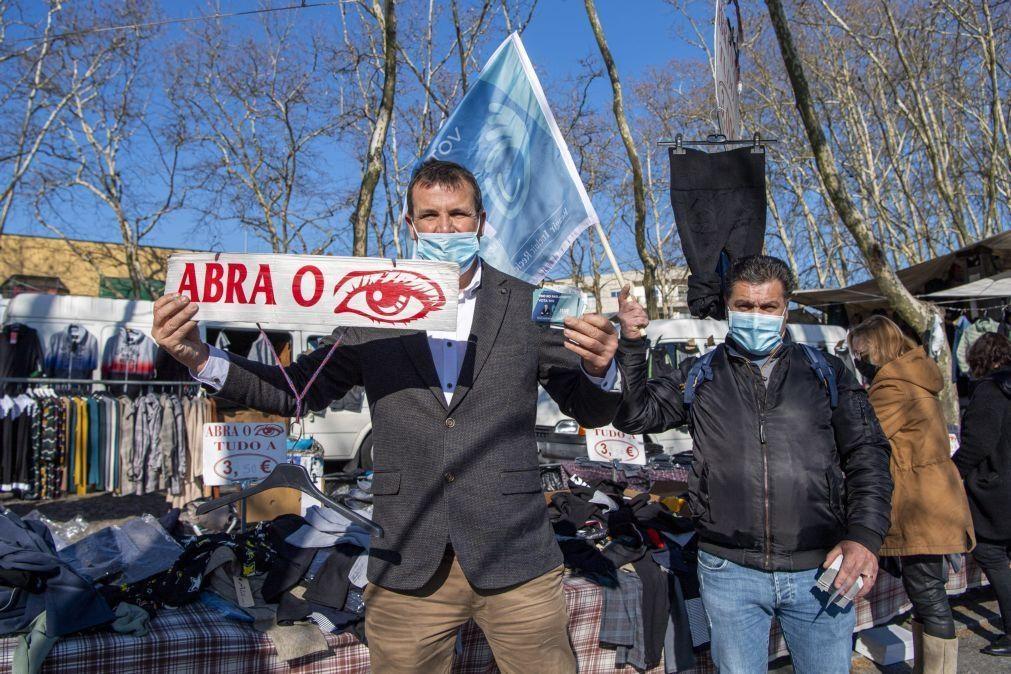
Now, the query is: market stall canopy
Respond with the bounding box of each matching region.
[923,271,1011,299]
[792,230,1011,311]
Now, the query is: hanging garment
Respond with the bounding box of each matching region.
[44,325,98,381]
[668,146,766,319]
[952,315,972,377]
[246,332,275,365]
[101,328,157,381]
[0,324,44,395]
[130,394,163,495]
[159,395,187,496]
[1,396,37,492]
[87,397,102,490]
[118,397,134,495]
[214,331,232,353]
[956,317,999,375]
[169,397,205,508]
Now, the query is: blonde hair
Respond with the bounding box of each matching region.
[848,315,917,366]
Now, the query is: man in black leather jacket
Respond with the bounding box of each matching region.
[613,255,893,674]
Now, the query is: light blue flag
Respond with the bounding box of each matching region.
[421,33,598,284]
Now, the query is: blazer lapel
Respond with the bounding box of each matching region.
[448,268,511,413]
[400,330,448,411]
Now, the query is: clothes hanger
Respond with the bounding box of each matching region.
[195,463,383,538]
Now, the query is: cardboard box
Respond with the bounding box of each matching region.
[854,625,914,666]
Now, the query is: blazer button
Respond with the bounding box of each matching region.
[445,417,456,428]
[444,472,456,483]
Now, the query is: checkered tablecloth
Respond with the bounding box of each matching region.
[0,557,984,674]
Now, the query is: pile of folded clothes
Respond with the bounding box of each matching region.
[0,475,375,672]
[547,475,709,673]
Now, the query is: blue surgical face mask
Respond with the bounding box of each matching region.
[728,310,786,355]
[411,229,480,272]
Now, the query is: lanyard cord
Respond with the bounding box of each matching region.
[254,324,344,421]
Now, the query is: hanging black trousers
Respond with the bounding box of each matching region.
[668,146,766,318]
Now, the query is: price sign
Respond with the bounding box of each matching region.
[201,422,288,486]
[585,425,646,466]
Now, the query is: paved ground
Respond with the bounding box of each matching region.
[770,587,1009,673]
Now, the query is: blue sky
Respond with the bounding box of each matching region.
[9,0,709,263]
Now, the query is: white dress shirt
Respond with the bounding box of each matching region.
[193,261,616,399]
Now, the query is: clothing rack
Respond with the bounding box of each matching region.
[658,132,778,154]
[0,377,201,396]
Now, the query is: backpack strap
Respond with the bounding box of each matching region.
[799,344,839,408]
[683,348,718,406]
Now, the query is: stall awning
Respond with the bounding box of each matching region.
[924,271,1011,299]
[792,229,1011,308]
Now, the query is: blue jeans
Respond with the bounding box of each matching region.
[696,549,856,674]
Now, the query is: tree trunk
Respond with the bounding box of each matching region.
[764,0,958,425]
[351,0,398,257]
[583,0,657,318]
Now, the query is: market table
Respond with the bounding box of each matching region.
[0,558,986,673]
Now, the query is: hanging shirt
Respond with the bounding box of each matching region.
[45,325,99,380]
[102,328,157,380]
[0,324,44,394]
[246,333,276,366]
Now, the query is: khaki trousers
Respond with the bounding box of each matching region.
[364,551,576,674]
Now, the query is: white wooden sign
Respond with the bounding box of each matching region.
[714,0,742,138]
[165,253,459,331]
[202,422,288,486]
[586,426,646,466]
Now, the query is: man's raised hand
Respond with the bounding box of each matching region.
[563,313,618,378]
[152,294,210,373]
[616,285,649,340]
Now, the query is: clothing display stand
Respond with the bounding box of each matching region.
[0,377,201,394]
[196,463,383,538]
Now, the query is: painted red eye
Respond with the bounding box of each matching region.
[254,425,284,437]
[333,270,446,325]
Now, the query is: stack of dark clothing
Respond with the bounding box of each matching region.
[105,508,370,659]
[548,480,707,673]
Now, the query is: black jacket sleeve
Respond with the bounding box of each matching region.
[537,325,620,429]
[830,360,894,554]
[953,380,1006,478]
[612,337,691,435]
[215,328,363,416]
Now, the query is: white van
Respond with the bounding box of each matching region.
[2,293,374,466]
[535,317,852,460]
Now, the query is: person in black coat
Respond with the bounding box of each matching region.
[953,332,1011,657]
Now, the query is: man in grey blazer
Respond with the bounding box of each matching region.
[152,160,621,673]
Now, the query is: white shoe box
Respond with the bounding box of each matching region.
[854,625,915,665]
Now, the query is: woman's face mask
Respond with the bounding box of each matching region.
[854,357,878,383]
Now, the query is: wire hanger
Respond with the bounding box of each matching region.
[660,132,776,155]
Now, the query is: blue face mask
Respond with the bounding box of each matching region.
[728,310,786,355]
[412,230,480,271]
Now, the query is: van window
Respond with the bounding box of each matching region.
[306,333,365,412]
[649,342,705,376]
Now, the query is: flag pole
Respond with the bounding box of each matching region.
[593,220,625,288]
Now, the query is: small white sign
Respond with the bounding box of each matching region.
[201,422,288,486]
[714,0,742,138]
[165,253,459,331]
[586,426,646,465]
